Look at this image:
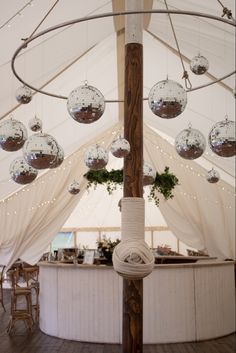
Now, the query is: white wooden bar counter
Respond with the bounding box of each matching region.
[38,260,235,344]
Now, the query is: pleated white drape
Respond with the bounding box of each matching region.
[144,124,235,260]
[0,125,120,270]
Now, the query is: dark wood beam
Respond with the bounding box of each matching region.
[123,41,143,353]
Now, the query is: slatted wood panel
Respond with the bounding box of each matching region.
[0,289,235,353]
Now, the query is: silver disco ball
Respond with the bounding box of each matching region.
[190,54,209,75]
[110,136,130,158]
[84,144,109,170]
[0,118,28,151]
[68,181,80,195]
[15,85,32,104]
[10,157,38,184]
[143,161,156,186]
[67,83,105,124]
[23,132,60,169]
[148,79,187,119]
[28,116,42,132]
[175,125,206,160]
[206,168,220,183]
[208,118,235,157]
[49,145,64,169]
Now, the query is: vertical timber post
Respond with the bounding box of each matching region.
[123,1,143,352]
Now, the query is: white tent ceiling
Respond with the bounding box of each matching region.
[0,0,235,265]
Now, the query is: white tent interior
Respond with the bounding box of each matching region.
[0,0,235,269]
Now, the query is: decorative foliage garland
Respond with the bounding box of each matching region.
[84,167,178,206]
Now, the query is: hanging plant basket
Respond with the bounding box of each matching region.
[84,167,178,206]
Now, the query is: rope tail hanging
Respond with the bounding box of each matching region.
[164,0,192,89]
[113,198,154,279]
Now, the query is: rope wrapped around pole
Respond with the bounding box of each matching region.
[113,197,154,279]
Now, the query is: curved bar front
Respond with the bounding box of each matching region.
[39,261,235,344]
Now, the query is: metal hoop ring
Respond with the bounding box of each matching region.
[11,9,236,101]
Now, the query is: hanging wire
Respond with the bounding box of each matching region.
[216,0,234,20]
[163,0,192,89]
[21,0,60,46]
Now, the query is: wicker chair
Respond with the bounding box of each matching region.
[23,266,40,323]
[7,268,34,333]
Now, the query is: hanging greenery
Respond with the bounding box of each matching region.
[84,167,178,207]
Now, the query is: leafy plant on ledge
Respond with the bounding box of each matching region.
[84,167,179,207]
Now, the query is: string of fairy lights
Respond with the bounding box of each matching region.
[0,1,35,30]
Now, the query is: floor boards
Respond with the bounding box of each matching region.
[0,289,235,353]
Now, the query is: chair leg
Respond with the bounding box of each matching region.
[0,284,6,312]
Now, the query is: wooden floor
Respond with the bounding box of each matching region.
[0,289,235,353]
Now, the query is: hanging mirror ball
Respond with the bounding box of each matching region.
[28,116,42,132]
[206,168,220,183]
[15,85,32,104]
[110,136,130,158]
[67,83,105,124]
[175,125,206,160]
[148,79,187,119]
[0,118,28,151]
[49,145,64,169]
[23,132,60,169]
[208,118,235,157]
[190,54,209,75]
[68,181,80,195]
[84,144,108,170]
[9,157,38,184]
[143,161,156,186]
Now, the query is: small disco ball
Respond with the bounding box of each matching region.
[110,136,130,158]
[49,145,64,169]
[208,118,235,157]
[206,168,220,183]
[175,125,206,160]
[15,85,32,104]
[28,116,42,132]
[67,83,105,124]
[143,161,156,186]
[190,54,209,75]
[10,157,38,184]
[0,118,28,151]
[84,144,108,170]
[148,79,187,119]
[68,181,80,195]
[23,132,60,169]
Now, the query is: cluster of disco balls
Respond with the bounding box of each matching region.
[0,114,64,185]
[83,135,130,171]
[5,66,235,191]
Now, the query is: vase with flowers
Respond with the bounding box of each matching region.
[97,236,120,263]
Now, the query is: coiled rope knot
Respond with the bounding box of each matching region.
[113,239,154,279]
[112,197,154,279]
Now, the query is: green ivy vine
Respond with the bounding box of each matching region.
[84,167,179,206]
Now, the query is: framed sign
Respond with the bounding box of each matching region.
[83,250,95,265]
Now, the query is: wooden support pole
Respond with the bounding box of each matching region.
[123,1,143,352]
